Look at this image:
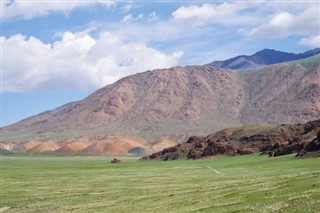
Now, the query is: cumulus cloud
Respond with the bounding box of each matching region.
[171,2,260,26]
[247,6,320,38]
[299,35,320,48]
[1,0,115,20]
[1,31,183,92]
[171,2,319,46]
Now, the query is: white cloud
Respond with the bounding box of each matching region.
[147,12,159,22]
[172,3,230,21]
[171,2,260,27]
[1,0,115,20]
[121,14,134,23]
[171,2,319,42]
[269,12,293,27]
[299,35,320,48]
[121,13,144,23]
[2,2,319,94]
[1,31,183,92]
[247,6,320,38]
[120,3,133,13]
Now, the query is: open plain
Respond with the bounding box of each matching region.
[1,154,319,212]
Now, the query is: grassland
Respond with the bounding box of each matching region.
[1,154,319,212]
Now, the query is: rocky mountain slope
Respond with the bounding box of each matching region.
[207,48,320,69]
[141,119,320,160]
[2,66,245,142]
[2,54,320,144]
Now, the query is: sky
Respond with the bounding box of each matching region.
[1,0,320,127]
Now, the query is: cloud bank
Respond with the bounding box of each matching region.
[247,6,320,39]
[1,32,183,92]
[1,0,115,20]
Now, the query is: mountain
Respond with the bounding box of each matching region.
[2,54,320,144]
[207,48,320,69]
[2,66,245,142]
[141,119,320,161]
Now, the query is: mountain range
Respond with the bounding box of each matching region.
[207,48,320,69]
[2,51,319,146]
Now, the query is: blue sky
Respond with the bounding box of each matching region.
[1,0,320,127]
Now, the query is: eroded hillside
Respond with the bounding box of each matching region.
[2,55,320,143]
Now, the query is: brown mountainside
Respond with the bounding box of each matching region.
[240,61,320,125]
[2,55,320,143]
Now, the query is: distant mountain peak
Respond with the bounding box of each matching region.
[207,48,320,69]
[258,48,277,52]
[254,49,287,55]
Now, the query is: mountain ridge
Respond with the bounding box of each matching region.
[207,48,320,69]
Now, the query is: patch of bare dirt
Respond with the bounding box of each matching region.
[55,142,90,154]
[14,140,42,152]
[28,140,60,152]
[82,142,128,155]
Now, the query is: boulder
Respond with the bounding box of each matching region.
[111,158,122,163]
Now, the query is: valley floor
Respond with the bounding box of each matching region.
[1,154,320,212]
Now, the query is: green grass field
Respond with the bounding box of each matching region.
[1,154,319,212]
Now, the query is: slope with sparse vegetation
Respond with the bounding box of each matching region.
[2,55,320,144]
